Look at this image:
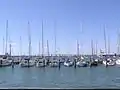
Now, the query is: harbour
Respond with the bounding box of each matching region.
[0,0,120,89]
[0,18,120,88]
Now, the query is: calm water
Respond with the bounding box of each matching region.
[0,65,120,88]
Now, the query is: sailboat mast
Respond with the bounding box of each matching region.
[108,36,110,54]
[20,36,22,56]
[3,37,5,54]
[54,22,56,56]
[91,40,94,56]
[28,21,31,57]
[9,41,11,56]
[5,20,8,54]
[42,21,44,57]
[8,34,11,56]
[95,41,98,55]
[77,40,79,56]
[47,40,49,56]
[104,25,107,55]
[117,30,120,54]
[93,43,95,55]
[39,40,40,56]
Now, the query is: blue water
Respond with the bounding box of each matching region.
[0,65,120,88]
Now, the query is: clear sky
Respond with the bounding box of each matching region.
[0,0,119,55]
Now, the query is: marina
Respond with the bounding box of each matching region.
[0,19,120,88]
[0,0,120,89]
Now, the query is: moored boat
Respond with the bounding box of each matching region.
[103,58,115,66]
[116,59,120,65]
[36,58,46,67]
[76,61,88,67]
[49,60,59,67]
[19,58,35,67]
[0,57,11,67]
[64,59,74,67]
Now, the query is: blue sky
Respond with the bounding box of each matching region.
[0,0,119,55]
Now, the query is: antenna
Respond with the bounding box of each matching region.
[5,20,8,54]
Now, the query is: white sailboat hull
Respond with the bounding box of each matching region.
[64,61,73,67]
[20,63,35,67]
[103,60,115,66]
[0,59,11,67]
[20,60,35,67]
[36,62,46,67]
[116,59,120,65]
[76,61,88,67]
[50,62,59,67]
[103,60,106,65]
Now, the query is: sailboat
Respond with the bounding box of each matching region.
[64,57,74,67]
[0,20,12,67]
[20,21,35,67]
[116,59,120,65]
[103,58,115,66]
[36,21,47,67]
[76,40,88,67]
[0,57,12,67]
[49,22,59,67]
[49,56,59,67]
[9,38,19,65]
[36,57,46,67]
[89,40,98,67]
[102,26,115,66]
[116,30,120,65]
[19,36,23,63]
[63,55,74,67]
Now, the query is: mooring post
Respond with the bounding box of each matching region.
[58,59,60,69]
[28,58,30,68]
[105,56,108,68]
[47,57,49,66]
[74,58,76,68]
[90,56,92,68]
[43,59,45,67]
[12,59,14,68]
